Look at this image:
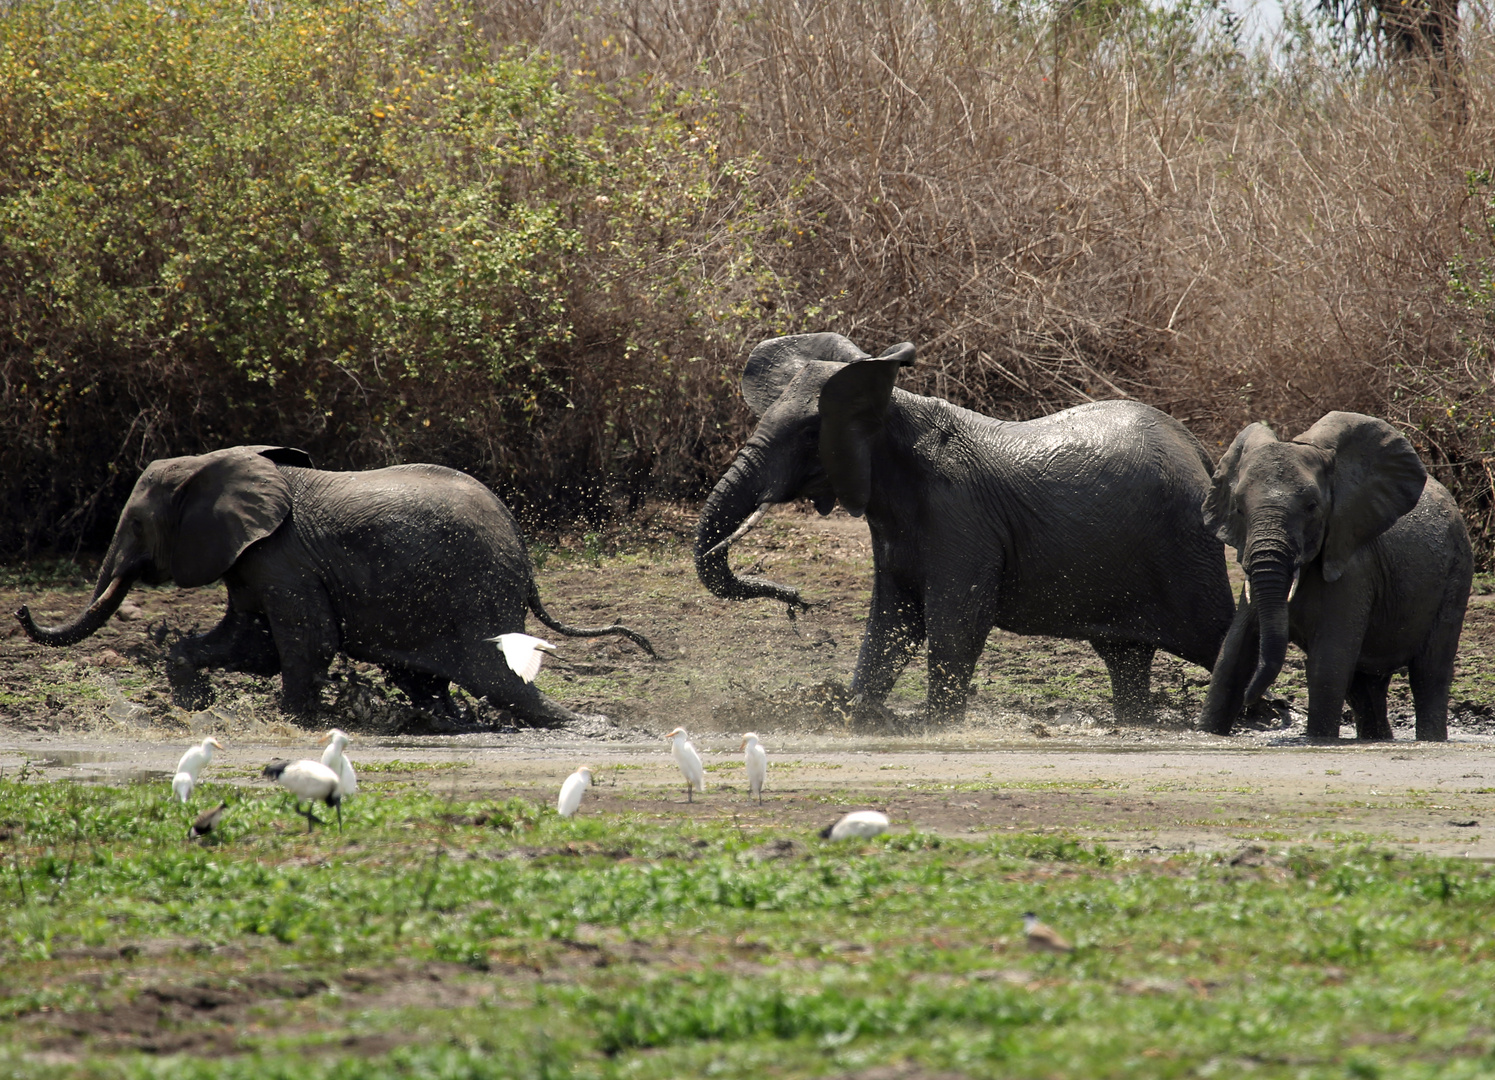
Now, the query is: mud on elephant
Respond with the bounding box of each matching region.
[694,333,1235,724]
[1198,412,1471,740]
[17,446,653,727]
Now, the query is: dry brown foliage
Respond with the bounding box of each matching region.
[479,0,1495,549]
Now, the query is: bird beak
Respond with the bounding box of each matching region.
[318,733,331,744]
[209,738,224,750]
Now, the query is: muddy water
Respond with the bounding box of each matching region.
[4,729,1492,859]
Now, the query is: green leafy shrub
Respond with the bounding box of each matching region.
[0,0,783,553]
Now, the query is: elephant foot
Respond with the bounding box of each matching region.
[167,656,215,712]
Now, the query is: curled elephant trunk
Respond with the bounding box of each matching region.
[1240,556,1296,706]
[17,571,136,647]
[695,447,806,610]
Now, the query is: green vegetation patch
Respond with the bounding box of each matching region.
[1,779,1493,1077]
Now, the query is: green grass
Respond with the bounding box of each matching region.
[1,780,1493,1078]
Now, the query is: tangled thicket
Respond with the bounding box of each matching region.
[2,0,1493,559]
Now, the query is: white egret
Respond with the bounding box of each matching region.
[1021,912,1073,954]
[488,632,556,683]
[188,801,229,841]
[665,727,705,803]
[319,728,358,798]
[741,732,767,804]
[262,759,343,832]
[171,736,223,803]
[820,809,890,841]
[557,766,592,818]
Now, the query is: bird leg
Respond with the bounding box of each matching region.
[335,801,342,832]
[686,783,693,804]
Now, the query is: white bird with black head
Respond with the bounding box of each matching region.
[820,810,889,841]
[263,758,343,832]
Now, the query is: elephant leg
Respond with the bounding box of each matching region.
[384,667,459,717]
[1303,648,1356,740]
[1346,669,1394,741]
[261,590,339,716]
[1408,658,1453,742]
[1198,595,1260,736]
[1092,639,1156,724]
[849,571,925,707]
[168,604,280,709]
[922,594,992,724]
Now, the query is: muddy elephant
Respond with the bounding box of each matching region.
[1198,413,1471,740]
[694,333,1234,723]
[17,446,652,726]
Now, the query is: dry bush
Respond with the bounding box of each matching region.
[478,0,1495,549]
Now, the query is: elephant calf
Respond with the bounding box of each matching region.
[695,333,1235,724]
[18,446,652,726]
[1198,413,1472,740]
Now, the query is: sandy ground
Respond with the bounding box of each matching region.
[5,503,1494,859]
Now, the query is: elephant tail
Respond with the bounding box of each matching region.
[526,586,656,657]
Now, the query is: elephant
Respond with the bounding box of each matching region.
[1198,412,1472,740]
[694,332,1235,724]
[17,446,653,726]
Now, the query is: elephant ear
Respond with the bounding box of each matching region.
[1203,423,1279,553]
[741,333,874,417]
[240,445,315,469]
[818,344,915,517]
[1295,412,1426,583]
[170,448,296,587]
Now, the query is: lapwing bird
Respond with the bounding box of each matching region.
[557,766,592,818]
[1022,912,1073,954]
[820,810,890,841]
[665,727,706,803]
[263,759,343,832]
[187,801,229,842]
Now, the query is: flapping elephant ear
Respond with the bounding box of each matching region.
[741,333,875,417]
[817,343,916,517]
[1203,423,1279,555]
[170,448,298,587]
[1294,412,1426,582]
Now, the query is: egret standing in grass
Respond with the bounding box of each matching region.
[820,810,890,841]
[262,758,343,832]
[489,632,556,683]
[319,728,357,798]
[665,727,705,802]
[741,732,767,804]
[557,766,592,818]
[171,736,223,803]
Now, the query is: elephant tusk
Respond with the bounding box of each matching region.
[702,503,771,560]
[1241,579,1250,603]
[1288,568,1301,603]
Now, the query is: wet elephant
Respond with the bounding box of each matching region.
[18,446,652,726]
[694,333,1234,724]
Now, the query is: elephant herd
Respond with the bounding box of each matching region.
[18,333,1474,741]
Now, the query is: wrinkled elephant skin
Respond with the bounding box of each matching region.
[17,447,652,726]
[695,333,1234,724]
[1199,412,1472,740]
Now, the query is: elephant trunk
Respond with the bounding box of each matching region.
[1240,551,1296,706]
[17,568,136,647]
[695,445,806,609]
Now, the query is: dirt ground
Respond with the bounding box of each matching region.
[3,502,1495,858]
